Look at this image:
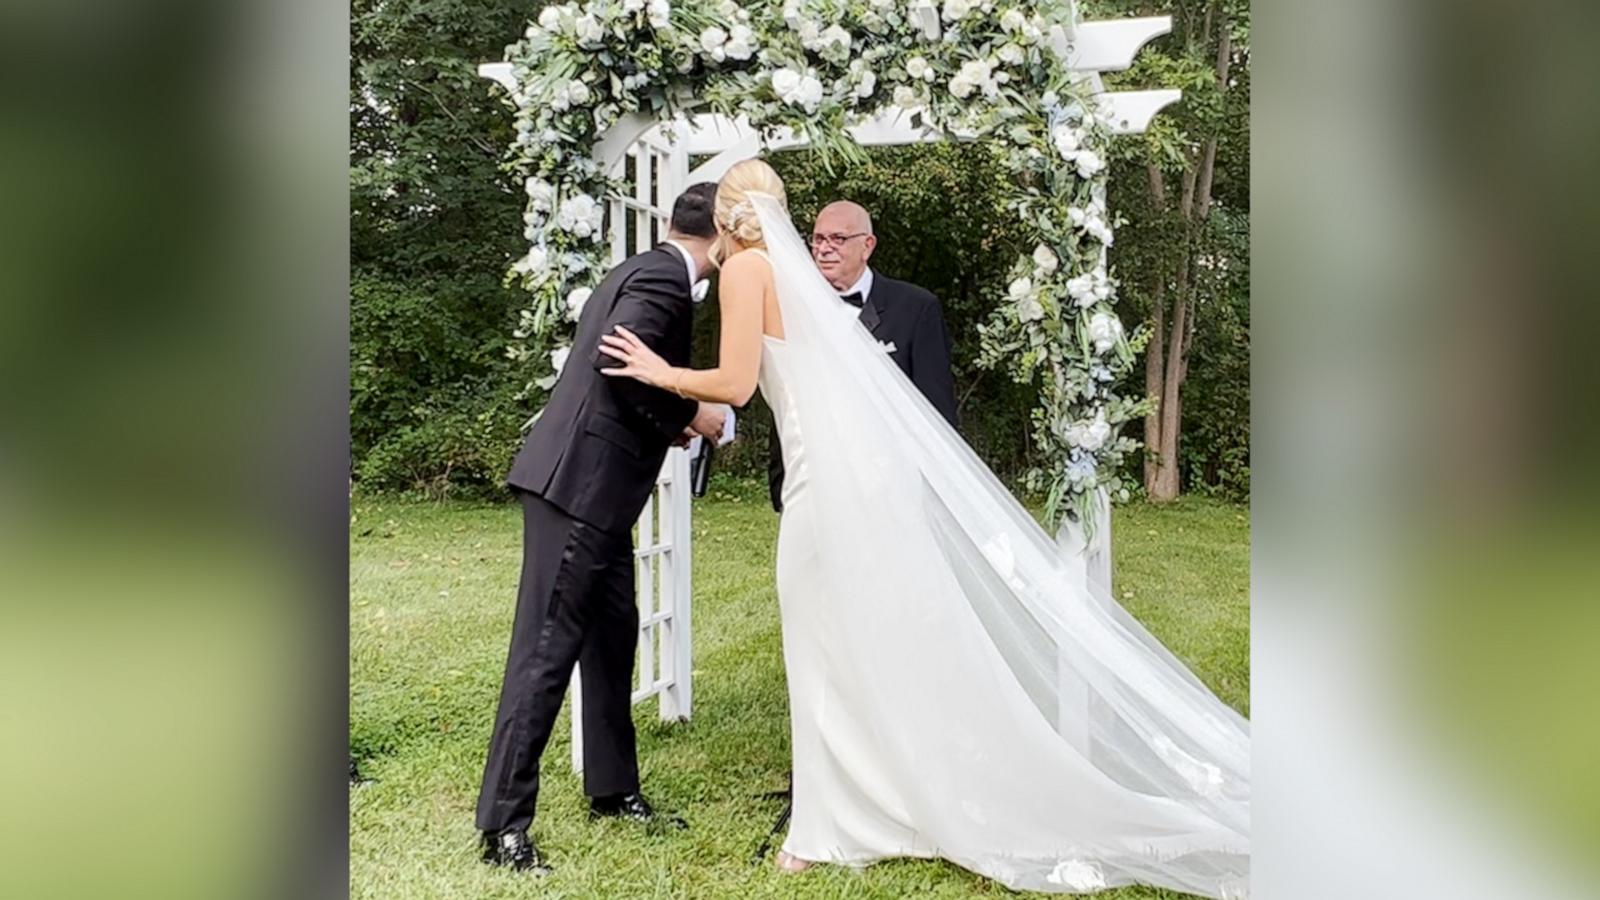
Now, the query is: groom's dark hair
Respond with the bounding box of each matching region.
[668,182,719,239]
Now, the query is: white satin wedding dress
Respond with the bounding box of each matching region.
[747,194,1249,899]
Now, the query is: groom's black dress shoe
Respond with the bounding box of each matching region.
[588,792,688,829]
[480,830,551,875]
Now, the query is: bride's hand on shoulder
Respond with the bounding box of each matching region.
[598,325,674,389]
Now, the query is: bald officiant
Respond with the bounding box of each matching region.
[766,200,960,513]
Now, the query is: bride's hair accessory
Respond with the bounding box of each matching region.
[723,199,757,234]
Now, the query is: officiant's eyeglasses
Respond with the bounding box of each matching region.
[807,232,869,249]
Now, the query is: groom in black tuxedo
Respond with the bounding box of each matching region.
[767,200,959,512]
[477,183,727,873]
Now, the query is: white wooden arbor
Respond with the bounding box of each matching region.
[483,11,1177,771]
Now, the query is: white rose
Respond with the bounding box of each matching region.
[575,14,603,46]
[565,287,592,321]
[798,75,824,111]
[1088,312,1123,353]
[854,68,877,98]
[1067,273,1095,307]
[622,0,646,12]
[997,43,1024,65]
[1032,243,1058,274]
[700,26,728,56]
[771,67,801,100]
[538,7,562,29]
[725,24,756,60]
[958,59,994,84]
[1000,8,1026,32]
[1073,150,1105,177]
[524,178,555,211]
[1052,123,1080,156]
[512,245,549,278]
[1065,416,1111,452]
[821,24,851,52]
[906,56,931,81]
[647,0,671,28]
[565,79,591,105]
[557,193,600,237]
[550,345,572,376]
[798,20,821,48]
[950,59,994,99]
[942,0,975,22]
[893,84,919,107]
[1007,276,1032,300]
[1017,296,1045,322]
[1092,269,1113,300]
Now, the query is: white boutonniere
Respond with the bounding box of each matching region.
[878,340,897,355]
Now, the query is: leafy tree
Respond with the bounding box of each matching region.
[350,0,537,494]
[1097,0,1250,501]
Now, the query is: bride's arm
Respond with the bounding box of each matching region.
[599,251,770,406]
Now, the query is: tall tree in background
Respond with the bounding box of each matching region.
[350,0,536,493]
[1100,0,1250,501]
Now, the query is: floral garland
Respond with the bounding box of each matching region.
[495,0,1143,530]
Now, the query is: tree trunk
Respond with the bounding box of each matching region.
[1142,164,1168,492]
[1142,3,1232,503]
[1149,245,1190,502]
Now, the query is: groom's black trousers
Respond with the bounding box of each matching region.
[476,490,641,835]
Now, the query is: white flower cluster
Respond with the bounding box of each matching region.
[549,78,593,112]
[1065,411,1113,452]
[699,23,756,63]
[1066,268,1113,309]
[555,192,605,240]
[647,0,671,28]
[999,6,1052,44]
[1087,311,1124,353]
[771,67,825,112]
[1008,276,1044,322]
[941,0,988,22]
[786,4,853,66]
[1051,120,1104,177]
[950,58,1007,100]
[1068,198,1114,245]
[532,0,670,41]
[847,58,878,99]
[565,287,592,321]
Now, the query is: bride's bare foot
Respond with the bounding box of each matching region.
[774,850,813,872]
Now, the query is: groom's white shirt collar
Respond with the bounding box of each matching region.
[839,266,874,304]
[663,239,709,302]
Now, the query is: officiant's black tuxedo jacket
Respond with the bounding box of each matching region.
[507,244,698,533]
[767,270,959,512]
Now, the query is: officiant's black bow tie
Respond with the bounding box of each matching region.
[839,292,864,309]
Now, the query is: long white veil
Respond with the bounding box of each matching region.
[750,192,1249,897]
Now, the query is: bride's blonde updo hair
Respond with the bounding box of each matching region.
[711,158,787,267]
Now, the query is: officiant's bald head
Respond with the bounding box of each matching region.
[811,201,878,292]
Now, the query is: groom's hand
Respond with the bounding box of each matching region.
[689,403,727,441]
[672,427,696,449]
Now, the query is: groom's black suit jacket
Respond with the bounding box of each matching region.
[507,244,698,534]
[767,270,959,512]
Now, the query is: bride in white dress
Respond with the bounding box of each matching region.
[597,159,1250,899]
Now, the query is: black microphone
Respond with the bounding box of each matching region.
[691,437,715,497]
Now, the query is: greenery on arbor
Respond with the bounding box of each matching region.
[349,0,1249,502]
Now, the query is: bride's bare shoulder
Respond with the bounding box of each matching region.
[721,248,773,282]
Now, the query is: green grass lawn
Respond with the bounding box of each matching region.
[350,478,1249,899]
